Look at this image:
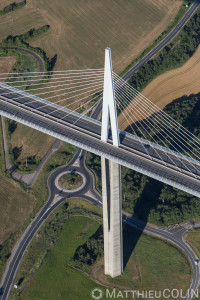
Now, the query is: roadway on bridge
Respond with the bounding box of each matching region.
[1,2,200,299]
[1,85,200,198]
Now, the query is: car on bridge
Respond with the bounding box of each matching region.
[143,144,150,150]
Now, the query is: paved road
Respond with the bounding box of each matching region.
[1,86,200,198]
[1,2,200,299]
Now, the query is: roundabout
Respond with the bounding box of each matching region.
[55,170,85,192]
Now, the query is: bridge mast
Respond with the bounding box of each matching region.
[101,47,123,277]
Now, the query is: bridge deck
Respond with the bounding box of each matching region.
[0,83,200,197]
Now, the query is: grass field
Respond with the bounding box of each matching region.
[96,227,191,294]
[0,118,5,171]
[10,123,56,161]
[0,0,182,73]
[185,228,200,261]
[142,45,200,111]
[0,56,16,74]
[0,173,38,279]
[0,175,37,244]
[10,199,191,300]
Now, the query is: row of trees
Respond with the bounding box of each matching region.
[0,0,26,16]
[129,9,200,91]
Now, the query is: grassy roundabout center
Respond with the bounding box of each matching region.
[58,172,83,190]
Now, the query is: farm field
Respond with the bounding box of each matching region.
[13,199,191,300]
[0,0,183,73]
[141,45,200,111]
[118,44,200,131]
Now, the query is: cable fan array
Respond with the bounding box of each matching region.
[113,72,200,178]
[0,69,104,125]
[1,67,200,179]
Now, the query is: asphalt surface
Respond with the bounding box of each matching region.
[1,87,200,198]
[1,2,200,299]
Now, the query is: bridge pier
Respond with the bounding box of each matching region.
[101,157,123,277]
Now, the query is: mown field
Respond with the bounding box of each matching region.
[142,44,200,110]
[11,199,191,300]
[10,123,55,161]
[0,56,15,73]
[0,173,38,279]
[0,0,182,73]
[185,228,200,261]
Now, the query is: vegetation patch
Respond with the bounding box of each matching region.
[70,225,103,272]
[0,25,57,74]
[0,0,26,16]
[86,152,101,193]
[185,228,200,260]
[58,172,83,190]
[93,223,191,295]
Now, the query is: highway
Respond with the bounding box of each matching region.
[1,2,200,299]
[1,85,200,198]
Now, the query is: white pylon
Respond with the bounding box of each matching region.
[101,47,120,147]
[101,48,123,278]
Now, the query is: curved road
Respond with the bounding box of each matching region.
[1,2,200,299]
[0,46,61,187]
[0,46,44,88]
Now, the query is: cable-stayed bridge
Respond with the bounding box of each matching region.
[0,48,200,281]
[0,65,200,197]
